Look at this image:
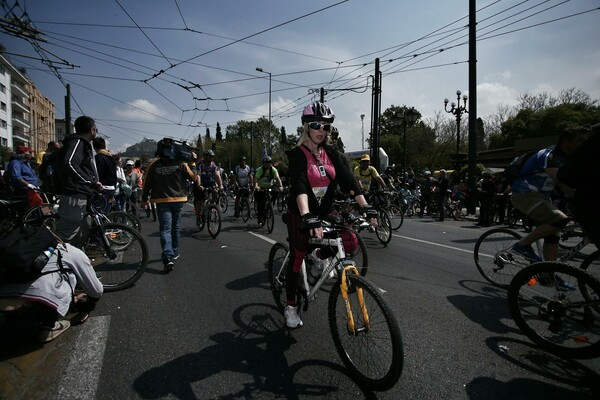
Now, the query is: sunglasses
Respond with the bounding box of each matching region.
[308,122,332,132]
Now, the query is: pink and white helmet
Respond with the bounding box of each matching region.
[301,101,335,124]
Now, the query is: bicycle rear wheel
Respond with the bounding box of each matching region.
[508,262,600,359]
[328,272,403,390]
[268,242,289,313]
[87,222,148,292]
[387,204,404,231]
[265,204,275,233]
[375,210,392,245]
[207,205,221,238]
[106,210,141,232]
[22,203,58,231]
[474,228,524,288]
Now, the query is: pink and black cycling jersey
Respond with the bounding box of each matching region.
[299,145,336,203]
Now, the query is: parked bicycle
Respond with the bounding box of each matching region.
[83,204,148,291]
[267,214,403,390]
[507,261,600,359]
[473,225,598,288]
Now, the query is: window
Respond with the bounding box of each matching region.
[0,84,5,93]
[0,102,5,111]
[1,119,7,128]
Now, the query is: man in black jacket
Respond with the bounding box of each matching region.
[55,115,102,248]
[92,136,118,204]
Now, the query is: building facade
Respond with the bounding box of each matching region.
[29,83,56,157]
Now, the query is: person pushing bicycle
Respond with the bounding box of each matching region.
[284,101,377,329]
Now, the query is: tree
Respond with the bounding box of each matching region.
[216,122,223,142]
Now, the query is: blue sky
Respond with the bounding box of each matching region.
[2,0,599,153]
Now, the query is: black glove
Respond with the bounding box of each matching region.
[300,213,321,230]
[362,206,379,220]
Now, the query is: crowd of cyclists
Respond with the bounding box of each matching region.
[0,105,598,351]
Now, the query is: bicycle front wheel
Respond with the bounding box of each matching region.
[328,273,403,390]
[218,193,228,214]
[268,242,289,313]
[207,205,221,238]
[387,204,404,231]
[474,228,524,288]
[265,204,275,233]
[508,262,600,359]
[241,198,251,223]
[106,210,141,232]
[87,222,148,292]
[375,210,392,245]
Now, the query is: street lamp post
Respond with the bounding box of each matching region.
[360,114,365,150]
[392,108,419,180]
[256,67,272,155]
[444,90,468,154]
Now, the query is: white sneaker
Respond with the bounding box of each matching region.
[284,305,303,328]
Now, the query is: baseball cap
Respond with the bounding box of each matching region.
[360,154,370,161]
[16,145,33,154]
[126,160,135,166]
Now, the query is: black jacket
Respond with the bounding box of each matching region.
[287,145,361,217]
[56,134,98,197]
[94,150,117,188]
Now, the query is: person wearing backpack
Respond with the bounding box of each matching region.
[54,116,103,248]
[510,127,588,262]
[0,242,103,343]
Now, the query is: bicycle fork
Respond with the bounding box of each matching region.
[340,264,370,335]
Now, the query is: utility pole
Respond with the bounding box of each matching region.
[468,0,478,215]
[64,83,71,135]
[371,58,381,171]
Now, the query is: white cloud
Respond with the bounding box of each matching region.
[470,82,519,118]
[113,99,165,121]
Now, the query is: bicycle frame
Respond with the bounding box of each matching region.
[533,234,592,263]
[275,223,369,332]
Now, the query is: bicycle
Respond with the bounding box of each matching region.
[276,186,289,213]
[0,189,60,235]
[195,188,222,238]
[254,186,276,233]
[335,197,393,245]
[367,189,403,231]
[82,204,148,291]
[89,193,142,232]
[473,225,599,288]
[507,261,600,359]
[217,190,228,214]
[267,215,403,390]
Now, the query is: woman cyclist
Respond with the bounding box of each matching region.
[284,101,376,329]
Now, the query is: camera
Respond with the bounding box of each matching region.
[156,138,193,161]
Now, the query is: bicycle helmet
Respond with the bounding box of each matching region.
[262,155,272,162]
[203,149,215,157]
[301,101,335,124]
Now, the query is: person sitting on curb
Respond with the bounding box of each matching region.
[0,243,103,343]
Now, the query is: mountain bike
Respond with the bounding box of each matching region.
[507,261,600,359]
[217,190,228,214]
[367,189,403,231]
[255,186,276,233]
[83,204,148,291]
[334,197,393,245]
[276,186,289,213]
[195,188,222,238]
[90,193,141,232]
[473,226,598,288]
[267,214,403,390]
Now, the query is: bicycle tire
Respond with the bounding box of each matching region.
[218,193,228,214]
[276,194,285,213]
[265,204,275,233]
[207,205,221,238]
[106,210,141,232]
[268,242,289,313]
[241,198,251,223]
[375,210,392,245]
[87,222,148,292]
[508,262,600,359]
[387,204,404,231]
[22,203,58,231]
[328,272,403,390]
[474,228,524,288]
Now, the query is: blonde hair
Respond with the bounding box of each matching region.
[296,123,332,147]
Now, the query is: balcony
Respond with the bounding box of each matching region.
[11,96,29,113]
[12,113,30,129]
[11,81,28,97]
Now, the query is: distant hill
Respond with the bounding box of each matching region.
[121,138,157,158]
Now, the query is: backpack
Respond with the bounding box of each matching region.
[0,225,61,284]
[502,150,538,184]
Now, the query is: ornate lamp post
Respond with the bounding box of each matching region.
[256,67,272,154]
[444,90,468,154]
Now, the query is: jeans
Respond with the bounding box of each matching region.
[156,202,184,262]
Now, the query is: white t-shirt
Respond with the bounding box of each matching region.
[235,165,251,186]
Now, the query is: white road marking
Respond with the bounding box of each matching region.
[392,233,475,255]
[249,231,278,245]
[57,315,110,399]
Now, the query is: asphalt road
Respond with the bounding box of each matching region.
[4,201,600,399]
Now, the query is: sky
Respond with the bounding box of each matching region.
[1,0,599,154]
